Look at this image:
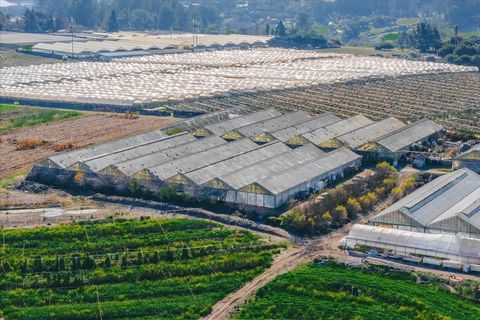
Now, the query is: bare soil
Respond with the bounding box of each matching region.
[0,113,175,179]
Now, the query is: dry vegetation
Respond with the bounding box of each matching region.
[0,112,175,180]
[0,51,59,68]
[170,72,480,133]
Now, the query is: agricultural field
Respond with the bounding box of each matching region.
[172,72,480,133]
[0,104,175,180]
[0,218,282,320]
[235,263,480,320]
[0,51,59,68]
[0,49,472,106]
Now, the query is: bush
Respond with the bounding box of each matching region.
[15,139,47,150]
[437,44,455,57]
[332,205,348,223]
[375,42,394,50]
[346,198,361,219]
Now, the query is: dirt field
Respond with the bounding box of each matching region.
[0,51,59,68]
[0,113,175,180]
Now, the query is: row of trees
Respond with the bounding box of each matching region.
[20,0,219,33]
[280,162,402,235]
[396,23,442,52]
[438,35,480,68]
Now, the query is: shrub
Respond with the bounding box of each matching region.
[52,142,78,152]
[15,139,47,150]
[332,205,348,223]
[346,198,362,219]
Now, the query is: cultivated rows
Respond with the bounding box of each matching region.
[170,72,480,132]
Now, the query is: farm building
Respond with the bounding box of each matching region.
[344,224,480,266]
[29,113,360,208]
[29,109,445,208]
[369,168,480,238]
[453,143,480,173]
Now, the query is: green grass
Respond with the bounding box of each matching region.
[396,18,421,26]
[235,263,480,320]
[0,104,83,134]
[0,218,281,320]
[382,32,399,41]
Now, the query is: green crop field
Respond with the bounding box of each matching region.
[0,218,282,320]
[235,263,480,320]
[0,104,83,134]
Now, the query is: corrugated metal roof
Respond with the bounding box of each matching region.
[257,147,361,195]
[81,133,197,172]
[205,109,281,136]
[219,144,325,190]
[270,113,342,142]
[376,118,443,152]
[371,168,480,230]
[338,117,405,149]
[148,138,258,181]
[186,141,291,186]
[302,115,373,145]
[48,129,167,168]
[116,135,226,176]
[235,110,311,138]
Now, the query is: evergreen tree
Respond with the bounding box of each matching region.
[276,21,286,37]
[265,23,270,35]
[151,251,160,264]
[121,253,128,268]
[107,10,119,32]
[24,9,40,33]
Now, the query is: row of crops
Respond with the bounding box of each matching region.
[170,72,480,133]
[234,263,480,320]
[0,218,283,320]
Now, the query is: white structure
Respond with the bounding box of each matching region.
[1,49,475,106]
[345,224,480,266]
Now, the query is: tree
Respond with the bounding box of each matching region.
[346,198,361,219]
[158,5,175,30]
[24,9,40,33]
[296,12,309,32]
[275,21,286,37]
[265,23,270,35]
[71,254,81,271]
[332,205,348,223]
[107,10,119,32]
[411,23,442,52]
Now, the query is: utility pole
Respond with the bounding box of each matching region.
[70,17,75,59]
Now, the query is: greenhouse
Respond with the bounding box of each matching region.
[345,224,480,266]
[370,168,480,237]
[1,49,475,107]
[453,143,480,173]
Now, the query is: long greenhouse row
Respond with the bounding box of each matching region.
[29,109,443,208]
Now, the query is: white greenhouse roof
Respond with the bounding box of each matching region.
[347,224,480,262]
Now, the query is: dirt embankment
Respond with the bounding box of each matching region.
[0,114,174,180]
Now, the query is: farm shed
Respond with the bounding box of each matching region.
[301,115,374,148]
[345,224,480,265]
[193,109,281,138]
[453,143,480,173]
[270,113,342,145]
[370,168,480,237]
